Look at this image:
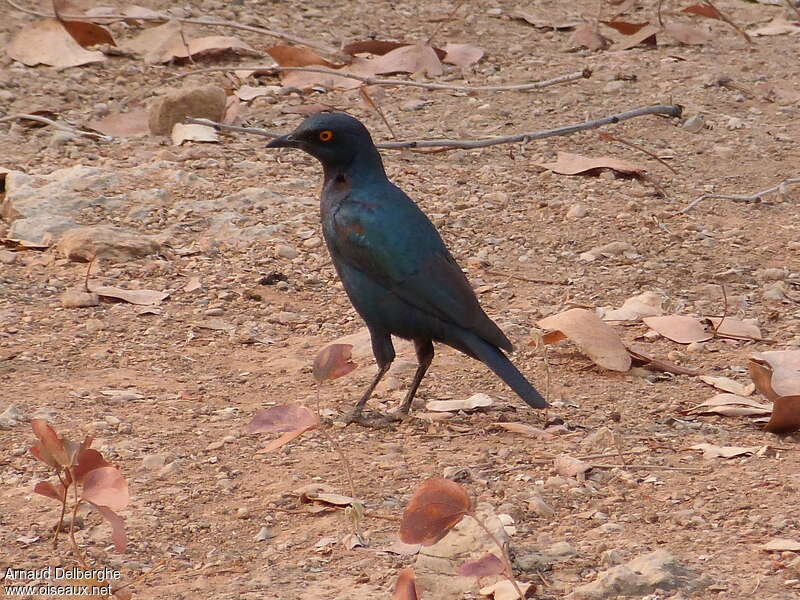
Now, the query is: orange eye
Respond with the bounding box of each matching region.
[319,130,333,142]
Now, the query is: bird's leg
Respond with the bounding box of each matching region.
[394,339,434,419]
[341,332,395,426]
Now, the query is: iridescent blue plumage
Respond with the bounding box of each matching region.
[267,113,547,423]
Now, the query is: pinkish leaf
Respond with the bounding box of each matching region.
[34,480,67,502]
[247,405,319,434]
[458,552,505,578]
[81,466,129,511]
[255,428,312,453]
[31,419,69,468]
[73,448,111,483]
[313,343,358,383]
[393,568,419,600]
[89,503,127,552]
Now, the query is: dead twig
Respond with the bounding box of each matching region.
[4,0,339,57]
[591,463,711,472]
[127,65,591,106]
[711,284,728,337]
[703,0,753,44]
[0,113,112,141]
[426,0,466,46]
[675,177,800,215]
[599,131,678,174]
[190,104,683,151]
[358,87,397,140]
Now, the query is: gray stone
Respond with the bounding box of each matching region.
[9,213,78,244]
[60,287,100,308]
[567,550,711,599]
[0,404,24,429]
[58,225,162,262]
[148,85,227,135]
[142,454,168,469]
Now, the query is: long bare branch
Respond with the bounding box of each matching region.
[187,104,683,150]
[0,113,112,141]
[675,178,800,215]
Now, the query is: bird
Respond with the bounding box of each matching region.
[266,112,548,425]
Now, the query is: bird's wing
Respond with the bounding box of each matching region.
[327,188,511,350]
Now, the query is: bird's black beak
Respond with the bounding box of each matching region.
[266,134,300,148]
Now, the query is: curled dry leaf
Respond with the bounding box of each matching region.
[643,315,713,344]
[6,19,106,69]
[30,419,69,468]
[535,152,644,177]
[426,393,494,412]
[682,4,723,19]
[690,443,765,459]
[610,23,660,50]
[764,395,800,434]
[58,19,115,48]
[87,110,150,138]
[537,308,631,372]
[301,491,358,507]
[393,568,419,600]
[554,454,591,478]
[684,394,771,417]
[247,404,319,434]
[400,477,471,546]
[458,552,505,578]
[699,376,755,396]
[749,350,800,399]
[750,17,800,37]
[90,285,169,306]
[313,343,357,383]
[442,43,484,68]
[704,317,762,341]
[599,290,664,321]
[493,422,555,439]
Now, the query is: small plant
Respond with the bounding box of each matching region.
[398,478,531,599]
[30,419,130,563]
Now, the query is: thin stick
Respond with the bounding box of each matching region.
[703,0,753,44]
[711,284,728,337]
[126,65,591,105]
[599,131,678,174]
[675,177,800,215]
[473,516,526,600]
[190,104,683,151]
[53,471,68,548]
[426,0,466,46]
[358,87,398,140]
[178,23,197,66]
[4,0,339,57]
[591,463,711,472]
[0,113,112,141]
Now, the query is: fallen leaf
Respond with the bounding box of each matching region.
[749,351,800,399]
[685,394,771,417]
[682,4,723,19]
[89,285,169,306]
[699,376,755,396]
[537,308,631,372]
[509,11,579,30]
[400,478,471,546]
[87,110,150,138]
[600,291,664,321]
[393,568,419,600]
[764,395,800,434]
[58,19,115,48]
[760,538,800,552]
[0,238,51,251]
[171,123,219,145]
[611,23,660,50]
[427,393,494,412]
[750,17,800,37]
[690,443,765,459]
[442,43,484,67]
[535,152,645,177]
[301,491,358,507]
[122,20,182,63]
[572,23,610,50]
[704,317,762,341]
[343,40,409,56]
[479,580,532,599]
[369,42,443,76]
[313,343,357,383]
[162,35,260,62]
[626,344,700,376]
[554,454,592,478]
[603,21,654,35]
[247,404,319,434]
[458,552,505,578]
[643,315,713,344]
[662,22,712,45]
[493,422,555,439]
[6,18,106,69]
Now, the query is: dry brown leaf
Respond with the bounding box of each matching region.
[760,538,800,552]
[750,17,800,37]
[442,43,484,67]
[612,23,660,50]
[6,18,106,68]
[90,286,169,306]
[163,35,260,62]
[58,19,115,48]
[343,40,409,56]
[749,351,800,398]
[122,20,182,63]
[699,376,755,396]
[535,152,644,177]
[690,443,765,459]
[368,42,443,76]
[685,394,771,417]
[399,478,471,546]
[313,343,357,383]
[705,317,762,341]
[764,395,800,434]
[662,22,712,45]
[493,422,555,439]
[87,110,149,138]
[554,454,592,478]
[479,580,532,600]
[301,491,358,507]
[538,308,631,372]
[682,4,723,19]
[643,315,713,344]
[393,568,419,600]
[171,123,219,145]
[572,23,610,50]
[267,45,360,89]
[426,393,494,412]
[600,291,664,321]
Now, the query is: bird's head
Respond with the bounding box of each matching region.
[266,112,381,174]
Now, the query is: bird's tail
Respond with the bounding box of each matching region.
[461,333,549,409]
